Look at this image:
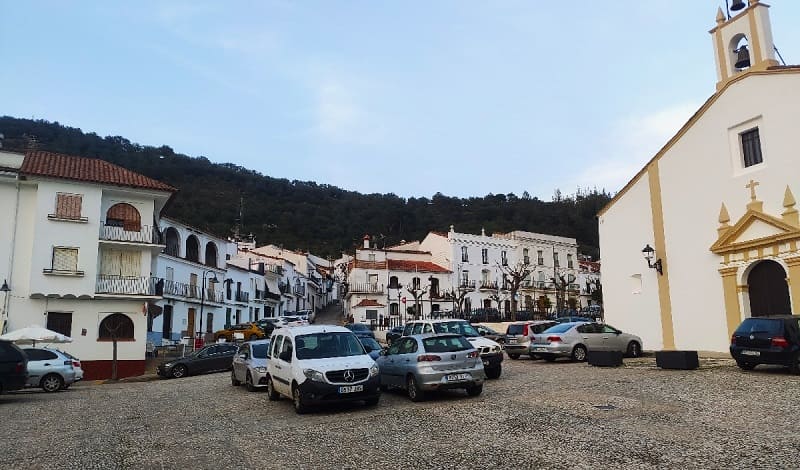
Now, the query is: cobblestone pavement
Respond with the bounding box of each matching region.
[2,356,799,469]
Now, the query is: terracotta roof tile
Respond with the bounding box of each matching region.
[387,260,450,273]
[20,150,176,192]
[354,299,385,308]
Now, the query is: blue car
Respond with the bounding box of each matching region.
[358,337,383,360]
[345,323,375,339]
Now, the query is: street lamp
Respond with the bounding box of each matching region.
[1,280,10,335]
[642,244,663,275]
[198,270,219,344]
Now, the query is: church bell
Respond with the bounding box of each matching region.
[730,0,747,12]
[734,45,751,69]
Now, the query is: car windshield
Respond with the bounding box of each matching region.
[295,332,366,359]
[432,321,479,337]
[735,318,783,335]
[530,323,556,334]
[348,324,370,331]
[542,323,577,334]
[359,338,381,351]
[252,343,270,359]
[422,335,473,352]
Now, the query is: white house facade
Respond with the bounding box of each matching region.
[599,2,799,352]
[0,150,175,379]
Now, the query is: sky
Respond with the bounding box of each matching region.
[2,1,799,199]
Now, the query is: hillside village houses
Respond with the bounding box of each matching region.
[599,2,800,353]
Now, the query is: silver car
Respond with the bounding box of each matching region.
[231,339,271,391]
[376,334,485,401]
[529,322,643,362]
[504,321,557,359]
[23,348,77,392]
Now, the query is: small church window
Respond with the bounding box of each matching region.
[741,128,763,168]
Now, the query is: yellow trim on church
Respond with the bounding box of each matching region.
[647,162,675,350]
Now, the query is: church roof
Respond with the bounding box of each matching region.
[597,66,800,217]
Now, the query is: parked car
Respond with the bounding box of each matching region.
[266,325,380,413]
[402,319,503,379]
[730,315,800,373]
[530,322,643,362]
[473,324,504,344]
[345,323,375,339]
[295,309,316,324]
[157,343,239,378]
[376,334,484,401]
[231,339,271,391]
[358,337,383,360]
[22,348,77,392]
[503,321,557,359]
[554,316,594,323]
[0,340,27,394]
[385,325,405,346]
[255,318,282,338]
[214,323,267,342]
[279,316,309,327]
[58,349,84,382]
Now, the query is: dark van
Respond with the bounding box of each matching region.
[0,340,28,393]
[730,316,800,373]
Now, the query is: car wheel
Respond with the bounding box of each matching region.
[41,374,64,393]
[485,365,501,380]
[626,341,642,358]
[543,355,557,362]
[466,384,483,397]
[245,372,255,392]
[231,370,241,386]
[292,385,308,414]
[508,353,520,360]
[407,375,424,402]
[249,334,258,341]
[571,345,587,362]
[171,364,188,379]
[266,376,279,401]
[736,360,756,371]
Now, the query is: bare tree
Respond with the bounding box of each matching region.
[102,316,129,380]
[497,260,533,321]
[405,278,429,320]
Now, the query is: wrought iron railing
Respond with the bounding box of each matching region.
[479,281,498,290]
[458,280,476,290]
[348,283,383,294]
[161,279,223,303]
[96,275,160,296]
[99,221,162,244]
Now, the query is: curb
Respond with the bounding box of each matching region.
[86,374,162,386]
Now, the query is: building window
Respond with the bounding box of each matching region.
[51,193,85,221]
[164,228,180,257]
[389,276,399,289]
[412,277,421,291]
[48,247,80,274]
[46,312,72,337]
[185,235,200,262]
[163,305,173,339]
[461,270,469,286]
[554,252,560,268]
[430,278,439,297]
[205,242,218,268]
[461,246,469,262]
[225,307,232,327]
[537,250,544,265]
[206,313,214,333]
[105,203,141,231]
[523,248,530,265]
[390,303,399,316]
[501,251,508,266]
[98,313,135,340]
[567,254,573,269]
[368,274,379,286]
[741,128,763,168]
[481,249,488,264]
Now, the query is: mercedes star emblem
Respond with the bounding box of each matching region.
[749,334,755,340]
[343,369,355,382]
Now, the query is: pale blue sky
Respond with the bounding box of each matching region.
[2,1,798,198]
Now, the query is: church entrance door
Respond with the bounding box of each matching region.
[748,260,791,316]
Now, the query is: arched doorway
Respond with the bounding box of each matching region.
[748,260,791,316]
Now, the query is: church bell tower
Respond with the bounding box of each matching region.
[709,0,780,90]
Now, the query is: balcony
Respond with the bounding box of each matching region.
[162,280,224,303]
[278,282,291,295]
[479,280,498,290]
[235,291,250,303]
[293,285,306,297]
[459,280,476,290]
[349,283,384,294]
[96,275,160,296]
[99,222,162,245]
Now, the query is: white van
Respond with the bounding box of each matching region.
[266,325,380,413]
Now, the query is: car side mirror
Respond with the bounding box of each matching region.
[279,351,291,362]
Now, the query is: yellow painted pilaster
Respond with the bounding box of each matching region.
[719,266,742,337]
[647,162,675,350]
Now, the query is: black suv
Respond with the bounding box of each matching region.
[730,316,800,373]
[0,340,28,393]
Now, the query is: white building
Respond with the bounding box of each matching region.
[599,2,799,352]
[0,150,175,379]
[420,226,580,314]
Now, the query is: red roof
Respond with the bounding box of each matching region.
[387,260,450,273]
[354,299,385,308]
[20,150,176,192]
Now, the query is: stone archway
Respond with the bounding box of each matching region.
[747,260,791,316]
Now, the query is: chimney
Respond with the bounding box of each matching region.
[363,234,370,249]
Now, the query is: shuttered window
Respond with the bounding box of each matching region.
[54,193,83,220]
[47,312,73,337]
[52,247,79,272]
[100,249,141,276]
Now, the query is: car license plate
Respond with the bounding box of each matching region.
[533,347,548,353]
[508,338,517,343]
[446,373,470,382]
[338,385,363,394]
[741,350,760,357]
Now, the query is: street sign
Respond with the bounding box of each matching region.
[401,297,407,304]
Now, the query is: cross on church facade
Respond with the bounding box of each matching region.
[746,179,760,201]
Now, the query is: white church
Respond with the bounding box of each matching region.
[599,0,800,353]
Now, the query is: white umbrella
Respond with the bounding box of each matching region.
[0,324,73,347]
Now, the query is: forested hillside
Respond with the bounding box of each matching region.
[0,116,611,258]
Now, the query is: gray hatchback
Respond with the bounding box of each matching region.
[376,334,485,401]
[23,348,77,392]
